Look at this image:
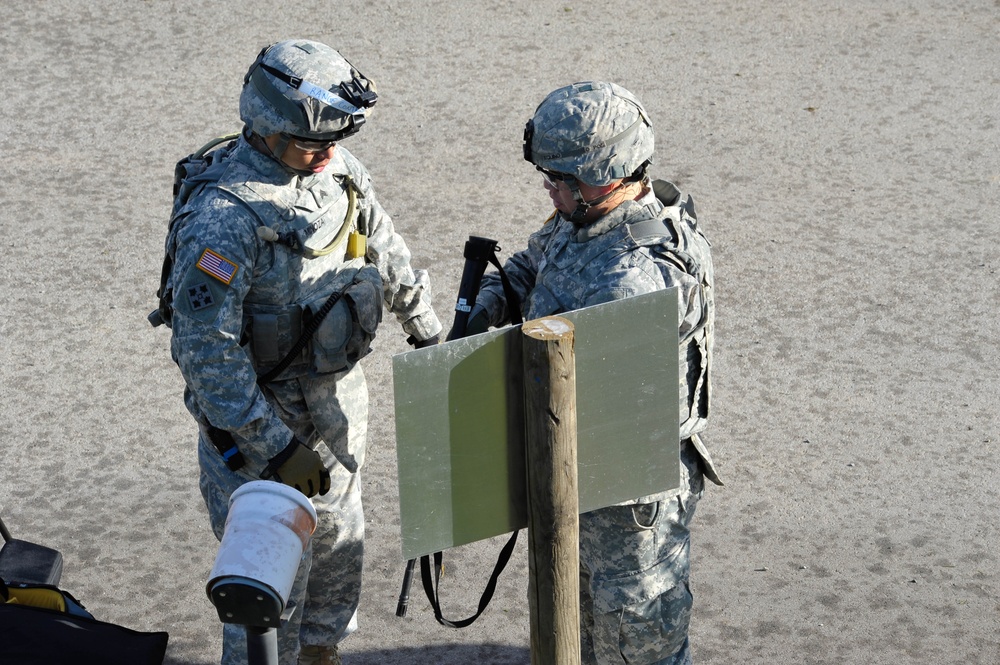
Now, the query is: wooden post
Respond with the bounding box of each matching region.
[522,316,581,665]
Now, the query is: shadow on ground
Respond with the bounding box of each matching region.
[344,644,530,665]
[163,643,530,665]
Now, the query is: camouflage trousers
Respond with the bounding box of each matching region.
[578,440,705,665]
[198,429,365,665]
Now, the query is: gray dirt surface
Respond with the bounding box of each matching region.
[1,1,998,664]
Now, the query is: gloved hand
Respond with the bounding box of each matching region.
[411,334,440,349]
[464,304,491,336]
[260,438,331,498]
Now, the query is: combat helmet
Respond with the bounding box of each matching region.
[523,81,653,222]
[240,39,377,157]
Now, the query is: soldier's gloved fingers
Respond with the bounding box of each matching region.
[262,438,328,499]
[465,304,491,336]
[319,468,331,496]
[412,334,440,349]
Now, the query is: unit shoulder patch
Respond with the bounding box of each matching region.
[186,282,215,312]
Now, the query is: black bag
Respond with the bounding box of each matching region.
[1,579,169,665]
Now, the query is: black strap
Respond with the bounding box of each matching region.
[255,289,346,386]
[207,273,354,471]
[486,250,523,326]
[394,235,524,628]
[205,426,246,472]
[419,530,519,628]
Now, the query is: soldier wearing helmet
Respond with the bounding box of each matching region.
[162,40,442,665]
[469,81,722,664]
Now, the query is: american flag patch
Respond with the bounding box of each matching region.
[196,248,238,285]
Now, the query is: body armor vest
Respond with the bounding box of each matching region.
[526,180,714,439]
[216,154,370,378]
[163,141,374,380]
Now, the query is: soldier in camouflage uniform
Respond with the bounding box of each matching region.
[468,82,722,664]
[161,40,442,665]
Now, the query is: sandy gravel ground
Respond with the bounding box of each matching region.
[1,1,998,663]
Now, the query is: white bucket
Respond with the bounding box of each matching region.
[207,480,318,608]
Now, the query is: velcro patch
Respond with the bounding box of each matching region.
[197,248,238,285]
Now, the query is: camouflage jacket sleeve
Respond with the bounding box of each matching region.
[344,151,443,342]
[168,197,293,465]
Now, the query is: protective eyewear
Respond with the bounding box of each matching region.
[536,166,574,187]
[288,136,339,152]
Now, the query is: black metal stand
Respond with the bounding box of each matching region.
[246,626,279,665]
[0,515,63,585]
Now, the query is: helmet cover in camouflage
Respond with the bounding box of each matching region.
[240,39,377,141]
[523,81,654,186]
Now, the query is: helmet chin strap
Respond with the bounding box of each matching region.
[566,180,624,225]
[270,134,291,160]
[565,166,650,224]
[248,130,318,178]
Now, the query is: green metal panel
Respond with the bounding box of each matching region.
[393,288,680,560]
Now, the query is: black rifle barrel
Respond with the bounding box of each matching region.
[447,236,500,341]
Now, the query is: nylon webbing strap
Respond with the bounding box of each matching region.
[416,247,522,627]
[419,530,519,628]
[627,219,669,242]
[210,283,348,472]
[486,251,523,326]
[419,243,522,627]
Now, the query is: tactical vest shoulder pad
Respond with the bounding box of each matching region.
[171,134,240,217]
[627,181,711,283]
[652,179,697,220]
